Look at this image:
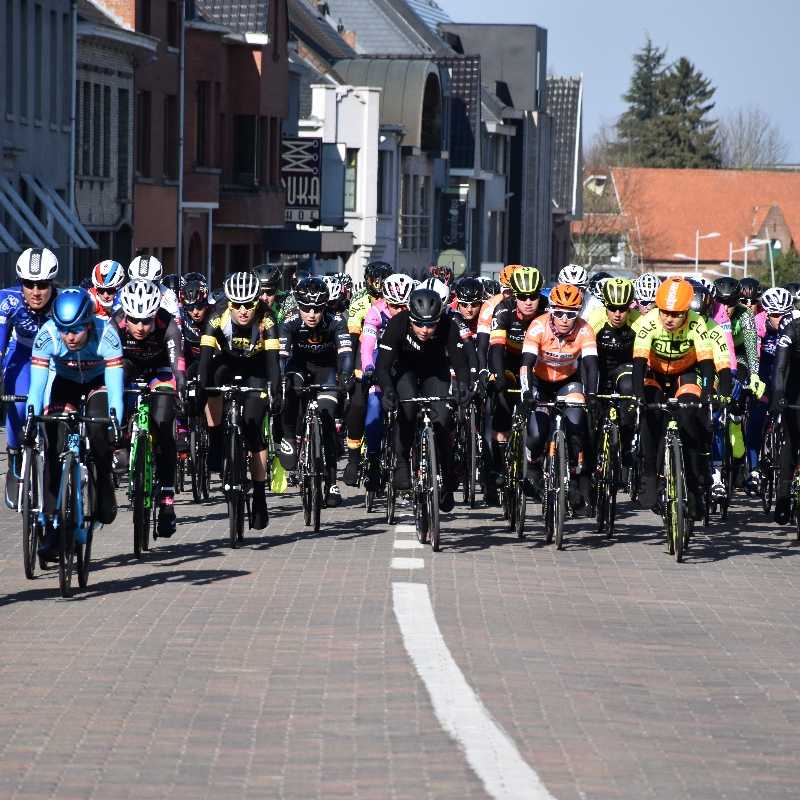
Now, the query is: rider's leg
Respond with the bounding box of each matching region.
[150,388,177,537]
[278,368,302,470]
[559,381,592,515]
[85,387,116,525]
[4,351,30,508]
[392,370,419,489]
[425,375,456,511]
[243,384,270,529]
[343,377,367,486]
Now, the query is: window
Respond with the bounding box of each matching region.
[5,0,13,114]
[117,88,130,199]
[167,1,179,47]
[196,82,209,165]
[344,148,358,213]
[20,0,28,118]
[256,117,267,185]
[34,3,42,120]
[92,83,102,175]
[137,0,151,35]
[49,11,57,122]
[135,90,152,177]
[400,173,430,251]
[81,81,90,173]
[233,115,257,186]
[377,151,392,215]
[103,86,111,177]
[163,94,178,179]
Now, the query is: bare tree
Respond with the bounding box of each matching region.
[717,106,789,169]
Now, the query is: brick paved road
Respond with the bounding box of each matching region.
[1,460,799,799]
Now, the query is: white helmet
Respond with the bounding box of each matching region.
[120,279,162,319]
[634,273,661,303]
[557,264,589,289]
[323,275,344,303]
[420,277,449,304]
[224,271,260,304]
[760,287,794,315]
[382,273,415,306]
[352,279,365,295]
[16,248,59,281]
[128,255,164,282]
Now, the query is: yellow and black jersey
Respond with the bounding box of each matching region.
[200,307,280,360]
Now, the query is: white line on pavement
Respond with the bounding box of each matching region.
[393,582,555,800]
[394,523,417,534]
[391,557,425,570]
[393,539,424,550]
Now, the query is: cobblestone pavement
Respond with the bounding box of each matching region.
[1,461,799,799]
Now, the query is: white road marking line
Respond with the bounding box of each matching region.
[393,539,424,550]
[391,557,425,570]
[393,582,555,800]
[394,523,417,533]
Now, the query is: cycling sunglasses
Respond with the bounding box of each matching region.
[458,300,483,309]
[514,292,539,302]
[22,279,52,290]
[230,300,259,311]
[411,319,438,328]
[660,309,687,319]
[606,304,630,313]
[298,302,326,313]
[56,323,90,335]
[387,302,407,310]
[551,309,579,320]
[183,301,208,311]
[96,286,117,296]
[128,316,155,326]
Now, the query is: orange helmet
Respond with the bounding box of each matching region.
[656,277,694,312]
[499,265,521,288]
[549,282,583,310]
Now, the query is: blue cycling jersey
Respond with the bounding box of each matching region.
[0,287,53,354]
[29,319,125,424]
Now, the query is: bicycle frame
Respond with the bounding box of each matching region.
[128,387,154,510]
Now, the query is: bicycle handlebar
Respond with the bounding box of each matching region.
[205,385,267,394]
[0,394,27,404]
[399,396,454,404]
[33,412,117,425]
[595,394,637,402]
[535,400,587,409]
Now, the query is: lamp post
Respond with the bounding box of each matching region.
[730,239,760,278]
[749,237,774,287]
[695,229,720,269]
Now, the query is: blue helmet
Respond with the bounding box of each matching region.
[52,288,95,330]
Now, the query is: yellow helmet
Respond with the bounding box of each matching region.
[509,266,543,296]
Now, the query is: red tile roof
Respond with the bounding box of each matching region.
[609,167,800,263]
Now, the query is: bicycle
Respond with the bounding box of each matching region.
[382,410,398,524]
[456,389,484,510]
[758,411,782,515]
[186,378,211,503]
[3,393,41,578]
[501,399,528,540]
[403,396,451,552]
[30,403,118,597]
[593,394,637,538]
[708,400,735,523]
[537,399,586,550]
[126,384,157,558]
[207,383,268,547]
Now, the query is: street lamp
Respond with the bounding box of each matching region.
[695,230,720,269]
[749,237,775,287]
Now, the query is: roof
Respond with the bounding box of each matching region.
[547,76,582,218]
[291,53,339,119]
[403,0,450,34]
[609,167,800,262]
[335,57,441,148]
[436,55,481,168]
[191,0,268,34]
[288,0,357,63]
[325,0,450,56]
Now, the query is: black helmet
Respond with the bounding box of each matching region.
[688,279,713,316]
[182,271,207,287]
[295,276,329,307]
[365,261,392,297]
[408,288,443,325]
[713,277,741,305]
[254,263,282,292]
[479,277,501,298]
[739,277,762,304]
[291,269,311,291]
[180,280,209,307]
[162,274,183,292]
[454,276,484,304]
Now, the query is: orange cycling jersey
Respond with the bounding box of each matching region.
[477,294,504,337]
[632,309,713,375]
[522,314,598,382]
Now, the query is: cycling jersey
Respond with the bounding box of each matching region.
[360,299,391,372]
[179,307,206,365]
[705,318,735,373]
[587,304,640,332]
[590,318,636,390]
[632,309,714,375]
[88,286,116,319]
[0,287,54,354]
[520,313,598,386]
[712,302,757,373]
[477,294,505,337]
[279,313,353,373]
[29,318,124,423]
[488,298,543,358]
[347,290,373,336]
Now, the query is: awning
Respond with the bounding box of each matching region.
[263,228,354,255]
[0,175,97,252]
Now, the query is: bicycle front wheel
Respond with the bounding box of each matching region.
[425,427,441,552]
[667,435,688,563]
[312,420,323,533]
[21,447,40,580]
[510,427,526,539]
[226,431,245,548]
[131,437,150,557]
[57,456,79,598]
[553,430,568,551]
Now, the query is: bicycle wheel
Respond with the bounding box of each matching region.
[57,456,78,598]
[311,419,323,533]
[510,427,526,539]
[462,406,477,508]
[190,425,202,503]
[21,447,40,580]
[760,428,775,514]
[425,426,441,552]
[594,429,611,535]
[412,430,428,544]
[226,432,244,548]
[553,430,568,551]
[131,437,150,558]
[668,436,687,563]
[76,465,95,589]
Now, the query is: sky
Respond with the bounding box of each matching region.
[438,0,800,162]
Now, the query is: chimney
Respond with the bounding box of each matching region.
[340,29,357,49]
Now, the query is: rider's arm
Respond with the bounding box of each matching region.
[631,320,655,400]
[335,315,354,377]
[520,320,541,393]
[577,321,599,395]
[359,306,381,373]
[164,316,186,396]
[28,325,55,417]
[261,316,282,396]
[488,304,509,379]
[99,323,125,425]
[277,318,296,375]
[198,316,221,387]
[740,310,759,375]
[0,290,16,359]
[374,314,402,392]
[771,326,794,405]
[445,318,469,384]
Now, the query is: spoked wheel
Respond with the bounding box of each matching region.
[21,447,41,580]
[57,458,79,598]
[413,446,429,545]
[190,427,202,503]
[302,473,312,526]
[228,491,243,548]
[76,467,97,589]
[461,406,477,508]
[510,429,526,540]
[667,437,687,563]
[552,431,568,551]
[132,439,150,558]
[311,423,323,533]
[594,433,611,536]
[425,428,441,552]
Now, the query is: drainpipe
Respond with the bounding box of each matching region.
[176,0,186,276]
[68,0,77,283]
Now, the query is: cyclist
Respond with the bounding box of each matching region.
[585,271,612,321]
[476,265,518,372]
[428,264,455,287]
[89,260,126,318]
[589,278,637,467]
[747,287,793,492]
[0,248,59,508]
[197,271,281,530]
[27,288,124,559]
[323,274,349,316]
[375,288,470,512]
[632,277,715,520]
[353,272,415,488]
[739,278,762,314]
[485,266,545,503]
[112,280,185,537]
[556,264,592,319]
[278,276,353,507]
[253,263,287,321]
[128,255,180,317]
[633,273,661,315]
[520,283,598,511]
